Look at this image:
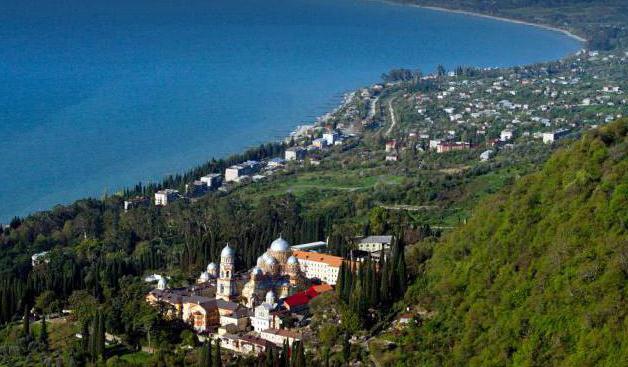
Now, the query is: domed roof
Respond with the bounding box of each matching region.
[264,254,278,265]
[221,244,235,258]
[270,237,290,252]
[207,262,217,272]
[157,277,167,290]
[287,255,299,265]
[199,271,210,281]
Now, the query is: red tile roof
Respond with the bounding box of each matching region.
[283,293,311,309]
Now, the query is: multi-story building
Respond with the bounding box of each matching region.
[200,173,222,189]
[292,250,343,285]
[323,131,340,146]
[542,128,571,144]
[225,161,261,182]
[285,147,306,161]
[259,328,301,347]
[436,142,471,153]
[123,196,150,212]
[154,189,180,206]
[357,235,393,256]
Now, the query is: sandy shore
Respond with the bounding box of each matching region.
[374,0,587,44]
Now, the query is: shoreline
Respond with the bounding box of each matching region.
[1,2,588,224]
[373,0,587,44]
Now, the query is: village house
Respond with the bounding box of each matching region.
[542,128,571,144]
[285,147,306,161]
[225,161,261,182]
[436,142,471,153]
[124,196,150,212]
[154,189,180,206]
[357,235,393,259]
[186,180,208,196]
[200,173,222,190]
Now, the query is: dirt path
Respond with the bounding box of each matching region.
[386,99,397,136]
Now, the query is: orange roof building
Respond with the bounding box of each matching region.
[292,250,343,285]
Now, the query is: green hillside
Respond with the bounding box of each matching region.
[398,119,628,366]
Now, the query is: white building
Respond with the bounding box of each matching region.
[542,128,571,144]
[31,251,50,266]
[322,131,340,146]
[500,130,513,141]
[250,291,279,332]
[225,161,261,182]
[285,147,306,161]
[200,173,222,189]
[259,328,301,347]
[292,250,343,285]
[357,235,393,254]
[291,241,327,252]
[154,189,180,206]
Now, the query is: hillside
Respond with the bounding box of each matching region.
[394,119,628,366]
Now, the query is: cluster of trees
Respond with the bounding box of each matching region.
[336,237,407,329]
[197,339,222,367]
[396,119,628,365]
[380,68,422,83]
[124,142,288,198]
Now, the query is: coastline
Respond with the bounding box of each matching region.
[374,0,587,44]
[1,2,587,224]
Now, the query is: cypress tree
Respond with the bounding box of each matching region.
[369,262,379,307]
[379,259,389,304]
[199,345,207,367]
[290,341,298,367]
[97,311,105,359]
[397,243,407,296]
[206,340,213,367]
[214,339,222,367]
[22,304,30,336]
[39,314,49,350]
[295,341,306,367]
[342,332,351,365]
[89,314,98,360]
[81,319,90,355]
[279,340,289,367]
[265,346,275,367]
[336,262,345,299]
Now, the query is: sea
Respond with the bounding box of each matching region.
[0,0,581,223]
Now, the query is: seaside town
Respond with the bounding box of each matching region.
[123,48,626,214]
[1,0,627,365]
[53,45,621,362]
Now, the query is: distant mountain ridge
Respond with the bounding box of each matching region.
[400,119,628,365]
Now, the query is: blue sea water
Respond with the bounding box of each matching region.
[0,0,581,222]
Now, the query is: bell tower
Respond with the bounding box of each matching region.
[217,243,237,301]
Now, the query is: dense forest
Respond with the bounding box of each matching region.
[394,119,627,365]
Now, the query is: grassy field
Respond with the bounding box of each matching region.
[240,169,405,199]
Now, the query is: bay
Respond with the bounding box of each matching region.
[0,0,581,222]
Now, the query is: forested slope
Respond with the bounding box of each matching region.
[400,119,628,366]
